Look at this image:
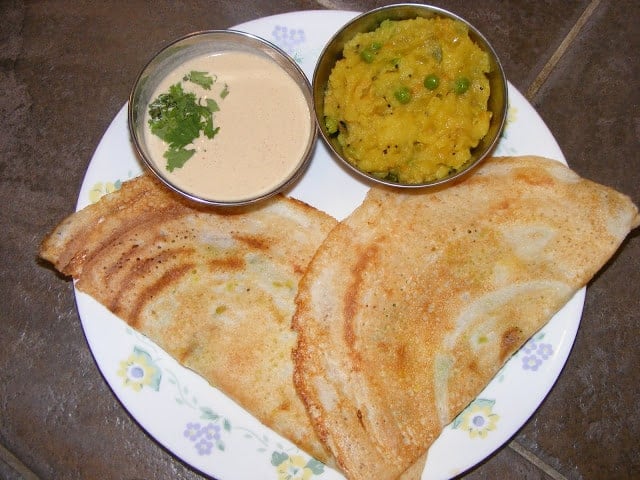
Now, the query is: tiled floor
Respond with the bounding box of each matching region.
[2,1,638,479]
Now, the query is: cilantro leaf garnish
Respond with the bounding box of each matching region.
[183,71,216,90]
[147,71,230,172]
[206,98,220,113]
[147,82,221,171]
[165,147,195,172]
[203,120,220,140]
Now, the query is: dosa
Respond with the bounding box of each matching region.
[293,156,639,479]
[40,174,338,465]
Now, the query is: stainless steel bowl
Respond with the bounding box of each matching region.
[129,30,316,206]
[313,4,508,188]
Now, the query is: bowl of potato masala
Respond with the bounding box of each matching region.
[313,4,508,187]
[129,30,316,206]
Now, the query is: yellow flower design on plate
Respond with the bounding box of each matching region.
[88,180,122,204]
[117,347,162,392]
[452,398,499,439]
[271,452,324,480]
[506,104,519,127]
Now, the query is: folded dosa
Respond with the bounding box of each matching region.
[40,174,337,464]
[292,156,639,479]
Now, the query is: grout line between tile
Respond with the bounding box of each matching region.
[509,441,569,480]
[526,0,601,100]
[0,443,40,480]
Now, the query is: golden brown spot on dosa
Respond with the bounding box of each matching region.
[467,359,479,375]
[515,168,554,187]
[499,326,523,363]
[129,263,196,328]
[344,243,379,351]
[292,263,306,276]
[496,199,511,211]
[356,408,366,430]
[207,256,244,271]
[105,246,195,311]
[177,340,197,364]
[235,234,269,251]
[278,399,291,413]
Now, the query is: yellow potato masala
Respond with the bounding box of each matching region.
[323,17,493,183]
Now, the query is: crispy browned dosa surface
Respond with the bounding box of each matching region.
[292,156,639,480]
[40,174,338,465]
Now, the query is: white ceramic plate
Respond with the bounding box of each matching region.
[74,10,584,480]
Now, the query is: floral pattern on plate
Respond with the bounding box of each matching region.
[184,421,226,455]
[272,452,325,480]
[520,333,555,372]
[272,25,306,63]
[117,346,161,392]
[494,102,519,156]
[115,338,326,478]
[452,398,500,439]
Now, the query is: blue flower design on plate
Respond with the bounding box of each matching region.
[184,421,225,455]
[271,25,306,59]
[521,337,554,371]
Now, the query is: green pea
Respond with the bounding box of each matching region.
[325,117,338,134]
[360,42,383,63]
[423,74,440,90]
[454,77,470,94]
[360,48,375,63]
[394,86,411,104]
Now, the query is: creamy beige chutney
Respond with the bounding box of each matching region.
[144,51,311,202]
